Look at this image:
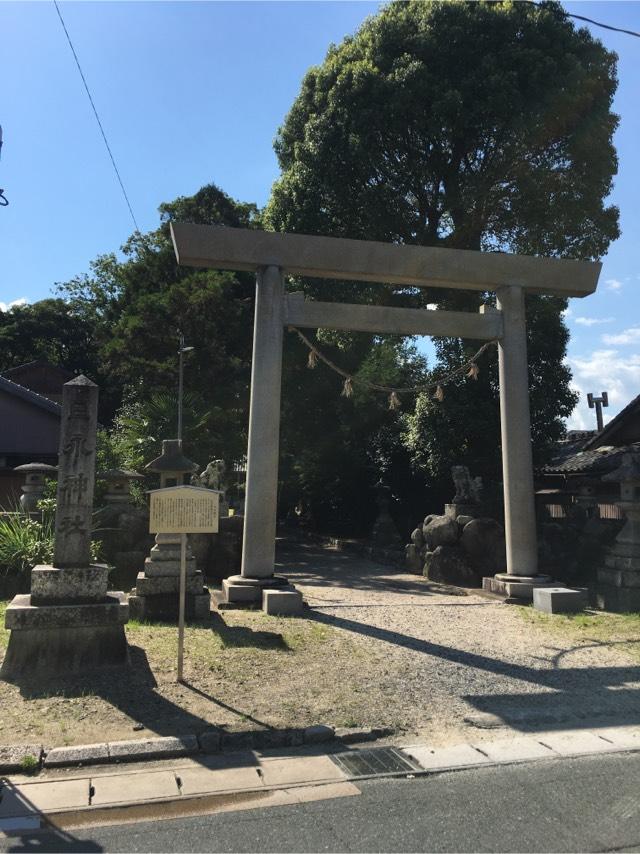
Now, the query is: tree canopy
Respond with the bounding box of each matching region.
[267,0,619,507]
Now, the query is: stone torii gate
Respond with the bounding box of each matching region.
[170,223,601,602]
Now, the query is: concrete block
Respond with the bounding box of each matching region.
[533,587,587,614]
[222,579,262,604]
[193,591,211,620]
[536,730,617,756]
[144,557,196,577]
[178,765,261,797]
[30,565,108,604]
[4,593,129,630]
[44,743,109,767]
[262,588,303,616]
[404,743,490,771]
[0,779,90,817]
[334,726,391,744]
[304,725,335,744]
[198,729,222,754]
[134,571,205,596]
[0,744,43,773]
[258,755,344,787]
[0,623,129,679]
[91,771,179,806]
[108,735,198,762]
[252,729,291,750]
[593,726,640,750]
[220,731,255,751]
[475,737,555,763]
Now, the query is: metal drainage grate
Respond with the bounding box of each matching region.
[330,747,420,778]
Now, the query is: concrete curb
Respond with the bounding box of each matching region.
[0,726,393,774]
[1,725,639,832]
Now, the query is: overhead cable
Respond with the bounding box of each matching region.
[53,0,143,235]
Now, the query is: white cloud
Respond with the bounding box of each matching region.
[574,316,614,327]
[605,278,623,292]
[566,348,640,430]
[0,297,28,312]
[602,327,640,346]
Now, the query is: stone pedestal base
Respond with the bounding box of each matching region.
[1,592,129,680]
[129,573,211,622]
[130,534,211,622]
[262,588,304,616]
[482,573,554,602]
[217,574,291,609]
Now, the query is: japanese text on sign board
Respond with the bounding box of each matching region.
[149,490,219,533]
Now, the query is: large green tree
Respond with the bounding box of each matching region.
[267,0,619,509]
[59,184,260,466]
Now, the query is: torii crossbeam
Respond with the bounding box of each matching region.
[171,222,600,602]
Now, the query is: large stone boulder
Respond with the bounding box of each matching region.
[423,515,460,550]
[423,545,480,587]
[411,527,424,548]
[461,518,506,573]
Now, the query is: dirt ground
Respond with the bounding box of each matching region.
[1,540,639,750]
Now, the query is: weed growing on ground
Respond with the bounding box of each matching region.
[19,754,39,774]
[518,606,640,661]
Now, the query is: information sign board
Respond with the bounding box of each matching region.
[149,485,219,534]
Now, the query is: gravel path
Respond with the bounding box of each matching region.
[280,540,640,746]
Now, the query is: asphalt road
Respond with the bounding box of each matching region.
[3,752,640,853]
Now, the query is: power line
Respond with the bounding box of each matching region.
[522,1,640,39]
[53,0,143,235]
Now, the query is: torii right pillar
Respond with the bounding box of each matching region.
[483,285,552,600]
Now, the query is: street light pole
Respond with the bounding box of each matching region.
[177,333,194,444]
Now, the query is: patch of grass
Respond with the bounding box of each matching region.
[0,600,8,650]
[19,754,40,774]
[518,606,640,661]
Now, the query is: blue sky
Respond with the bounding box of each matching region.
[2,1,639,430]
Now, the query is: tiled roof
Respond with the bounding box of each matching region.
[539,443,640,475]
[0,375,62,416]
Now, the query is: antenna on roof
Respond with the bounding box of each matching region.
[587,391,609,431]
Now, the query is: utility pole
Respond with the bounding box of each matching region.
[587,391,609,432]
[177,332,194,443]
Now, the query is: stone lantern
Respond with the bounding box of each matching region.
[98,468,144,506]
[598,451,640,610]
[129,440,210,621]
[13,462,57,512]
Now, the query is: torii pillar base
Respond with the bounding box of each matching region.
[482,573,554,602]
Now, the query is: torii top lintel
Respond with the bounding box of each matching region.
[170,223,600,298]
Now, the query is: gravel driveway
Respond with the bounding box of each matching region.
[280,540,640,746]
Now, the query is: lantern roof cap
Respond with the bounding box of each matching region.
[13,462,58,473]
[97,468,144,480]
[145,439,198,474]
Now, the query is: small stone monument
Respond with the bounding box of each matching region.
[598,451,640,611]
[1,377,128,679]
[371,480,402,546]
[198,459,229,517]
[445,465,483,520]
[129,440,211,621]
[14,462,58,512]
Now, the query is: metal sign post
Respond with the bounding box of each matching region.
[148,485,220,683]
[177,531,187,682]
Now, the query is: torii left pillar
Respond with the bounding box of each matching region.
[221,266,299,609]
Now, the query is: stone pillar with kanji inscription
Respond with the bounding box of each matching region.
[1,376,129,680]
